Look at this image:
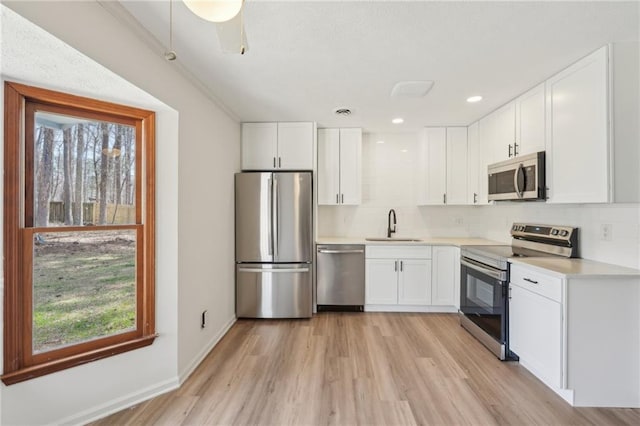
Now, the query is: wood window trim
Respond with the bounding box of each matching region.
[2,82,157,385]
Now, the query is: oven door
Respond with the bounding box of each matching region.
[460,258,507,344]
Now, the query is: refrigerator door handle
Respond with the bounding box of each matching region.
[272,176,279,258]
[267,178,273,256]
[238,267,310,273]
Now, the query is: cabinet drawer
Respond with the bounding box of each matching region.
[510,264,563,303]
[366,245,431,259]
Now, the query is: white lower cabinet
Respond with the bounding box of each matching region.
[397,259,432,305]
[365,259,399,305]
[509,283,562,389]
[431,246,460,307]
[365,245,458,312]
[508,262,640,408]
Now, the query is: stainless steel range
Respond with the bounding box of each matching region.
[459,223,579,360]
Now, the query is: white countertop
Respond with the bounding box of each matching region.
[509,257,640,279]
[316,236,640,278]
[315,236,503,247]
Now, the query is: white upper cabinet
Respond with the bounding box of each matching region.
[486,101,516,164]
[515,82,546,156]
[419,127,468,205]
[420,128,447,205]
[241,122,314,171]
[466,121,481,204]
[277,122,314,170]
[317,128,362,205]
[545,44,640,204]
[546,46,610,203]
[445,127,468,205]
[242,122,278,170]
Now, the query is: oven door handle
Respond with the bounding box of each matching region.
[461,258,505,281]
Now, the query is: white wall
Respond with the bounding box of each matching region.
[319,132,640,269]
[1,0,240,423]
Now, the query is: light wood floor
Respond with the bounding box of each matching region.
[93,313,640,425]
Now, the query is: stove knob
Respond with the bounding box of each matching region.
[519,225,525,231]
[560,230,569,237]
[512,225,518,231]
[551,229,559,236]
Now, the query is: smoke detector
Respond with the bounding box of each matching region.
[391,81,434,98]
[333,107,352,116]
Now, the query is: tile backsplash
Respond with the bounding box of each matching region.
[318,132,640,269]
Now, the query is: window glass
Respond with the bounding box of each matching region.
[33,111,136,227]
[32,230,136,353]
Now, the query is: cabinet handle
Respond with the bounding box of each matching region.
[273,157,276,168]
[336,194,339,204]
[523,277,539,284]
[278,157,281,168]
[341,194,344,204]
[473,193,478,204]
[443,193,447,204]
[514,142,519,156]
[508,286,512,300]
[400,261,403,272]
[508,144,513,157]
[394,260,398,272]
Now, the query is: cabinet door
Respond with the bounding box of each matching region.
[242,123,278,170]
[277,122,314,170]
[398,259,432,306]
[467,122,480,204]
[546,46,609,203]
[515,82,546,156]
[317,129,340,205]
[365,259,398,305]
[445,127,468,205]
[489,101,516,164]
[431,246,458,306]
[477,119,491,204]
[509,284,562,388]
[339,128,362,205]
[421,128,447,205]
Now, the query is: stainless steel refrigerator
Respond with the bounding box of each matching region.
[235,172,312,318]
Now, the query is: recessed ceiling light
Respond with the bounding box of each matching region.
[377,140,385,144]
[333,107,352,116]
[401,149,408,153]
[466,95,483,103]
[392,118,404,124]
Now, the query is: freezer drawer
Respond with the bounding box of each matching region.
[236,264,312,318]
[317,245,365,307]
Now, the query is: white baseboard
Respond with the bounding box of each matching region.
[365,305,459,313]
[58,377,180,426]
[178,315,237,384]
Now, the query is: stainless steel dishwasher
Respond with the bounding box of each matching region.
[316,244,365,311]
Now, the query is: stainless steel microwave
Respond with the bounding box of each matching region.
[488,151,545,201]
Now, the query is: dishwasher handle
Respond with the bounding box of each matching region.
[317,249,364,254]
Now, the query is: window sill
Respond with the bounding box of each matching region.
[1,334,157,385]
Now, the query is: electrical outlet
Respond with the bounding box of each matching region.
[201,310,208,329]
[600,224,613,241]
[454,217,464,225]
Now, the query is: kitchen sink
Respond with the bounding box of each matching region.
[365,237,422,242]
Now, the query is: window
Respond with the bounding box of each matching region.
[2,82,156,385]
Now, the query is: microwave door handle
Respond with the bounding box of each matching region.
[514,163,524,199]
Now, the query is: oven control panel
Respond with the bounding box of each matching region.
[511,223,578,248]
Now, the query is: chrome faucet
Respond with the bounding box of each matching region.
[387,209,397,238]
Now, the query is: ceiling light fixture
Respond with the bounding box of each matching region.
[466,95,483,103]
[183,0,244,23]
[392,118,404,124]
[377,140,385,144]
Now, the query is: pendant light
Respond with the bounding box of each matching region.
[164,0,177,61]
[183,0,243,23]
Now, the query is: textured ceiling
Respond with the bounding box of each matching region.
[119,1,639,132]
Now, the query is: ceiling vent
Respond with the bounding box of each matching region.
[391,81,435,98]
[334,107,352,116]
